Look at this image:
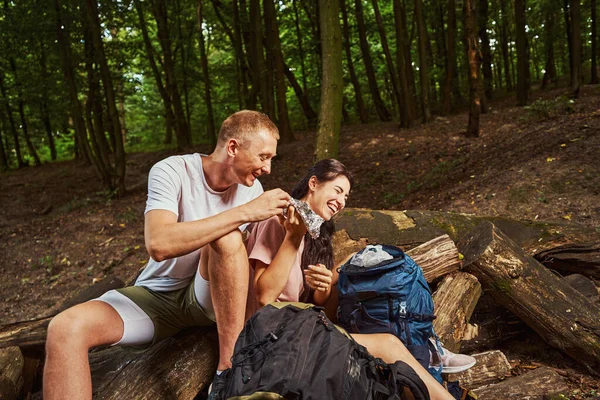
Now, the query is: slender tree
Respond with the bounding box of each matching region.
[196,0,216,144]
[372,0,401,118]
[7,58,41,166]
[315,0,343,160]
[479,0,493,101]
[292,0,308,93]
[134,0,175,144]
[0,109,8,170]
[263,0,293,143]
[340,0,368,123]
[499,0,513,91]
[354,0,390,122]
[465,0,481,137]
[414,0,432,122]
[152,0,192,149]
[0,74,24,167]
[283,63,318,125]
[86,0,126,195]
[592,0,598,84]
[515,0,529,106]
[393,0,413,127]
[441,0,457,114]
[38,41,57,161]
[569,0,581,97]
[541,3,557,89]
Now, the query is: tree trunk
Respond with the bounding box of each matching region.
[460,222,600,375]
[372,0,401,120]
[264,0,293,143]
[232,0,249,108]
[514,0,529,106]
[283,63,318,125]
[441,0,457,115]
[448,350,512,390]
[38,43,57,161]
[7,59,41,167]
[89,329,218,399]
[432,272,481,353]
[83,21,113,186]
[414,0,431,123]
[354,0,391,122]
[340,0,368,123]
[292,0,308,93]
[248,0,264,111]
[479,0,493,101]
[197,0,216,145]
[86,0,127,196]
[0,75,24,168]
[393,0,414,127]
[152,0,192,149]
[133,0,177,146]
[314,0,343,161]
[0,112,8,170]
[564,0,573,79]
[464,0,481,138]
[0,346,23,400]
[53,0,94,166]
[592,0,598,84]
[472,367,569,399]
[569,0,582,98]
[499,0,513,91]
[333,209,600,269]
[541,7,557,89]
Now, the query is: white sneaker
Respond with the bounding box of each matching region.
[439,347,476,374]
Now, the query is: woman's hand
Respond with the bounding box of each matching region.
[280,205,307,241]
[304,263,333,292]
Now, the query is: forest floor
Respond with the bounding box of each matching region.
[1,85,599,397]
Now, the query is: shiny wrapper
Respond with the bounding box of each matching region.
[287,198,325,239]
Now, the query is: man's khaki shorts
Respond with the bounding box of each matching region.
[116,278,215,348]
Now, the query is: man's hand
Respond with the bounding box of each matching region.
[242,189,290,222]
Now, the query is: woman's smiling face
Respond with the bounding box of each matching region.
[305,175,351,221]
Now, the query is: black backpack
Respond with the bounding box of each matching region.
[221,302,430,400]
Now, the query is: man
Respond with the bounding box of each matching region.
[44,110,290,399]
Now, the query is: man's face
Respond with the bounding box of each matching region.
[233,129,278,186]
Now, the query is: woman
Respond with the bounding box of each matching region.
[245,159,453,400]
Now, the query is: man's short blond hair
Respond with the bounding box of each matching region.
[217,110,279,147]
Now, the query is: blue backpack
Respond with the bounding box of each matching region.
[337,244,442,382]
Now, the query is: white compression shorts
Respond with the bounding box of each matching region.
[94,271,216,346]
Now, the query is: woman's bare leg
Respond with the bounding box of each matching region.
[351,333,453,400]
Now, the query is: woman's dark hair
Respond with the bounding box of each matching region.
[290,159,354,301]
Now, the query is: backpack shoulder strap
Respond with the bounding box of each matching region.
[389,361,431,400]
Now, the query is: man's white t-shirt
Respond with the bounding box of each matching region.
[135,153,263,291]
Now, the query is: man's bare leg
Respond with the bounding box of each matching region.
[44,301,124,400]
[206,230,249,370]
[351,333,453,400]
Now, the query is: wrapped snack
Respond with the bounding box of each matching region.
[286,198,325,239]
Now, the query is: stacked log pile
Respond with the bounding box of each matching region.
[1,209,599,399]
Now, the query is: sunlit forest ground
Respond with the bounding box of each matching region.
[1,86,599,395]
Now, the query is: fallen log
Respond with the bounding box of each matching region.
[537,243,600,279]
[0,346,24,400]
[0,275,125,350]
[459,222,600,375]
[446,350,511,389]
[563,273,600,304]
[334,209,600,276]
[471,366,568,399]
[89,327,218,399]
[432,272,481,352]
[333,232,461,283]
